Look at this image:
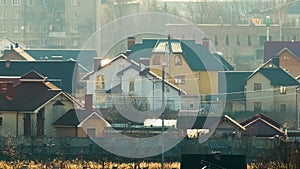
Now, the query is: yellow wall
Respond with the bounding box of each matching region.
[149,54,219,98]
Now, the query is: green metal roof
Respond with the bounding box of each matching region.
[259,68,299,86]
[129,38,234,71]
[219,71,252,101]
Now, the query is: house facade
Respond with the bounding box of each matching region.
[128,37,234,109]
[83,54,184,111]
[0,71,82,137]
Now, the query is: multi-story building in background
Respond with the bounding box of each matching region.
[0,0,99,49]
[166,24,300,70]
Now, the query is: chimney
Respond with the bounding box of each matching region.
[15,42,19,48]
[127,37,136,50]
[202,37,209,49]
[85,94,93,111]
[93,57,102,71]
[6,82,14,100]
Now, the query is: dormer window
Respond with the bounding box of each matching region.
[280,86,287,94]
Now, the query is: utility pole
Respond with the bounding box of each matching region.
[161,64,165,169]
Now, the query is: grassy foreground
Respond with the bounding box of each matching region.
[0,160,298,169]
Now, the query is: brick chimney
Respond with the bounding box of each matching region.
[202,37,209,49]
[93,57,102,71]
[6,82,14,100]
[85,94,93,111]
[127,37,136,50]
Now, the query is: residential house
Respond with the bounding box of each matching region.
[218,71,252,113]
[240,113,285,137]
[0,38,25,54]
[53,109,110,138]
[264,41,300,78]
[83,54,184,112]
[0,45,35,61]
[245,61,299,128]
[128,36,234,108]
[0,60,77,94]
[0,71,83,137]
[177,114,245,138]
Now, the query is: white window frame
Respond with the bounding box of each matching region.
[0,12,6,19]
[0,25,5,33]
[12,11,21,19]
[0,0,6,6]
[70,24,78,33]
[13,25,20,33]
[71,0,78,6]
[12,0,20,6]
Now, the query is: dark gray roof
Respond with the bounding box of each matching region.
[264,41,300,62]
[0,60,76,93]
[0,78,61,111]
[53,109,94,126]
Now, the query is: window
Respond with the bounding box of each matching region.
[27,0,33,6]
[166,100,175,110]
[72,11,79,19]
[71,0,78,6]
[0,25,5,33]
[70,24,78,33]
[96,93,105,106]
[0,12,6,19]
[280,86,287,94]
[280,104,287,113]
[236,36,240,46]
[0,0,6,6]
[254,102,261,112]
[214,35,218,46]
[129,78,134,92]
[0,117,2,126]
[153,55,160,65]
[259,35,272,45]
[174,55,182,65]
[55,39,63,46]
[96,75,105,90]
[225,35,229,46]
[254,83,261,91]
[12,0,20,6]
[12,12,20,19]
[248,35,251,46]
[13,25,20,33]
[39,39,45,46]
[86,128,96,138]
[72,39,78,47]
[189,103,194,109]
[26,25,34,33]
[174,75,185,84]
[256,49,264,60]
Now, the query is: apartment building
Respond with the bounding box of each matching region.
[0,0,98,49]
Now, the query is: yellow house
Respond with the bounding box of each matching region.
[128,37,234,107]
[0,71,83,137]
